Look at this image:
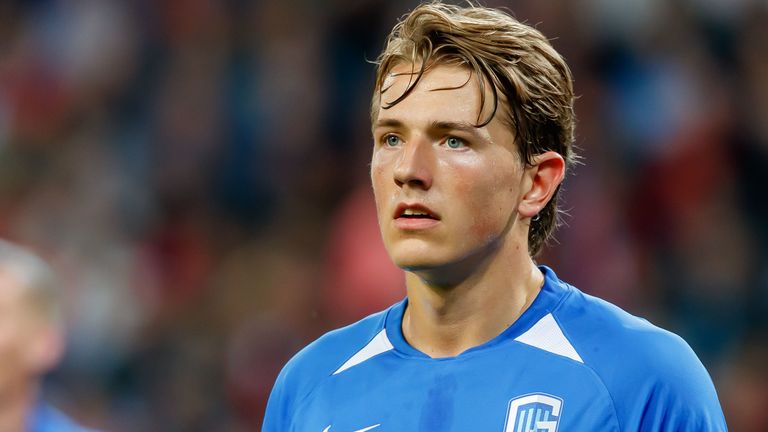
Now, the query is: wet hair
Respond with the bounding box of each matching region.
[372,1,576,256]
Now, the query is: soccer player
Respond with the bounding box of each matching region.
[263,3,727,431]
[0,240,94,432]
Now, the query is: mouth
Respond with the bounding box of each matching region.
[393,203,440,222]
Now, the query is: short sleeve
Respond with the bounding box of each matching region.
[262,364,295,432]
[634,335,728,431]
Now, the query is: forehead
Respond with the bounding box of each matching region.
[376,62,511,129]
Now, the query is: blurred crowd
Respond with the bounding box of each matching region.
[0,0,766,430]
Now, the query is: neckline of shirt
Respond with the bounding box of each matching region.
[383,265,569,360]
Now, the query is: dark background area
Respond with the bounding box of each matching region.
[0,0,766,430]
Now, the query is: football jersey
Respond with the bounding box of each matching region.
[29,403,97,432]
[263,266,727,431]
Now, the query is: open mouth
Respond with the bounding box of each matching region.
[393,204,440,230]
[394,204,440,221]
[399,209,437,219]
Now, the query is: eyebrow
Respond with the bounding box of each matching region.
[374,119,482,138]
[428,120,479,134]
[373,118,405,130]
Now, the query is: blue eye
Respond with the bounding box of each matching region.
[385,135,401,147]
[446,137,465,149]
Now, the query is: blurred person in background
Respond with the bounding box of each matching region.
[0,240,93,432]
[2,0,766,429]
[263,2,726,431]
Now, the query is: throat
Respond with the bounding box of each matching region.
[402,262,544,358]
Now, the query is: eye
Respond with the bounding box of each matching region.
[445,136,466,149]
[384,134,402,147]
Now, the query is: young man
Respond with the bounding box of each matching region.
[0,240,94,432]
[263,3,727,431]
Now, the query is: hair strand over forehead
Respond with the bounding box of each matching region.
[371,1,578,256]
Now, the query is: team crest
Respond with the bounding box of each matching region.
[503,393,563,432]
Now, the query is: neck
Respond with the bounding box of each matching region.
[402,239,544,358]
[0,383,38,432]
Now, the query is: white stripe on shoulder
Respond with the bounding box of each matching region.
[514,313,583,363]
[333,328,394,375]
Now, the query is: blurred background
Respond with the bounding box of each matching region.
[0,0,766,430]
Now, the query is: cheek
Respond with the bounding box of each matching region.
[370,149,390,188]
[370,160,389,219]
[370,159,385,185]
[468,217,498,242]
[454,164,517,239]
[467,199,509,241]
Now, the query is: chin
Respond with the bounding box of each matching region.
[388,236,505,280]
[387,243,454,272]
[394,259,443,272]
[390,254,439,271]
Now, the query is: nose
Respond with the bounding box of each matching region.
[393,137,434,190]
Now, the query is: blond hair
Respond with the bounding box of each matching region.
[371,2,576,256]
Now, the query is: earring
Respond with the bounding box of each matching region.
[532,213,541,222]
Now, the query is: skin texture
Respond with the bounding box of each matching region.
[371,63,565,357]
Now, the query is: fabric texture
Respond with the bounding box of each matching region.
[263,266,727,431]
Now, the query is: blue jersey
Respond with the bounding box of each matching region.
[29,403,96,432]
[263,266,727,431]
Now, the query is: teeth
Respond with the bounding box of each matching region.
[403,209,429,216]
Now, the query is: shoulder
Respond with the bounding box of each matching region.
[555,286,692,367]
[282,307,391,387]
[31,403,98,432]
[553,283,726,430]
[262,304,395,430]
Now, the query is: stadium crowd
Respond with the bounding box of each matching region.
[0,0,766,430]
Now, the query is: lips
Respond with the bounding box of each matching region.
[394,203,440,220]
[393,203,440,230]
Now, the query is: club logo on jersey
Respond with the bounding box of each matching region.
[503,393,563,432]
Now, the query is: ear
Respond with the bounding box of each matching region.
[518,151,566,218]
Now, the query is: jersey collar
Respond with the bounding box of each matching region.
[383,265,570,359]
